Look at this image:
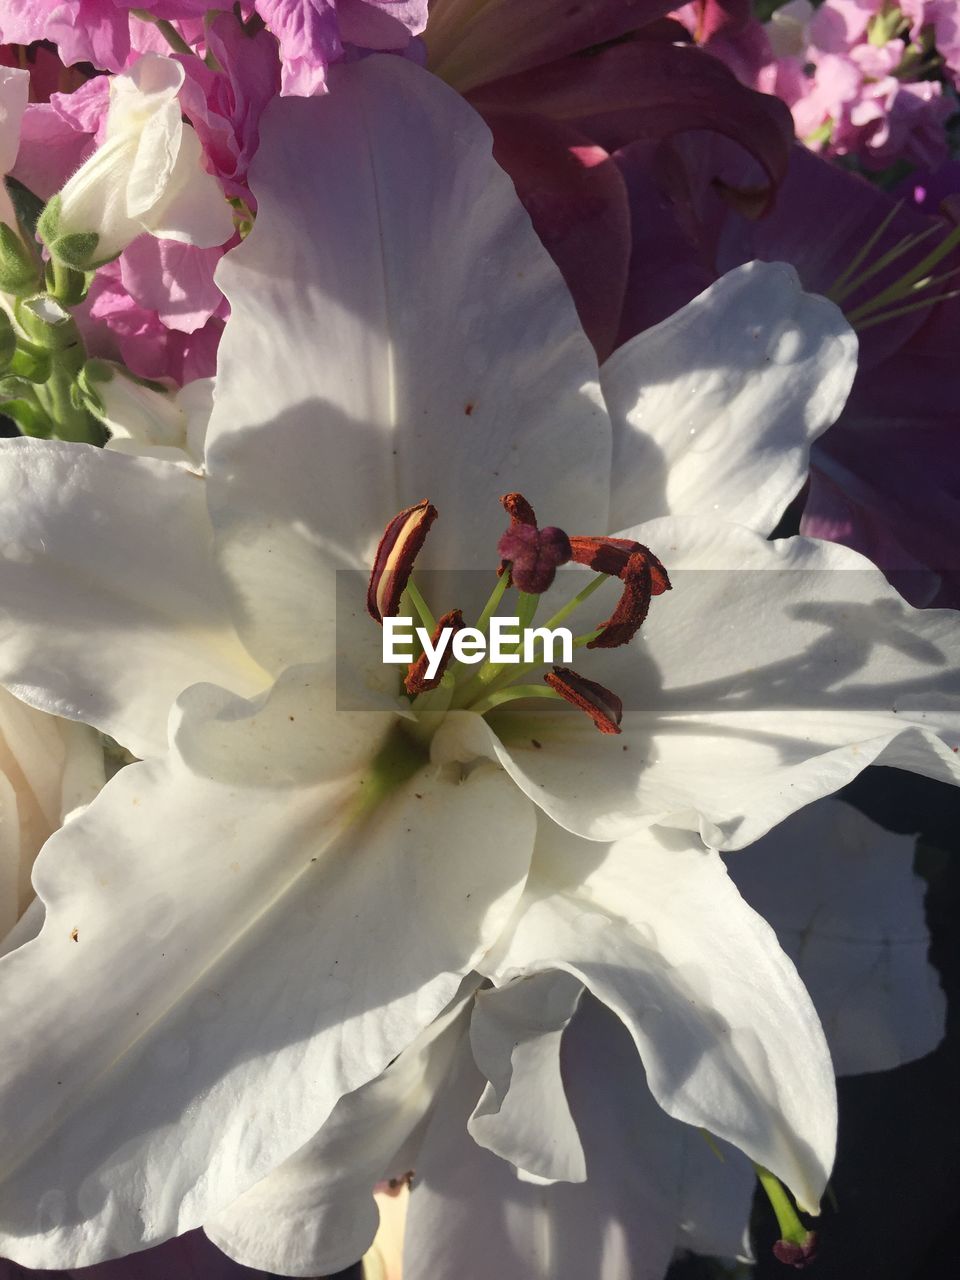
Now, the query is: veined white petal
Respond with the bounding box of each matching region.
[728,798,945,1075]
[602,261,857,534]
[206,55,610,673]
[434,519,960,846]
[0,669,534,1267]
[206,988,472,1277]
[480,822,836,1213]
[0,439,267,758]
[468,970,585,1183]
[405,999,686,1280]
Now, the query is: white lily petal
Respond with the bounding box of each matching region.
[728,798,945,1075]
[0,689,104,936]
[125,98,182,220]
[435,519,960,847]
[405,998,687,1280]
[468,970,585,1183]
[206,989,471,1277]
[481,822,836,1213]
[602,261,857,534]
[674,1125,755,1263]
[0,668,535,1266]
[206,55,610,673]
[0,439,267,758]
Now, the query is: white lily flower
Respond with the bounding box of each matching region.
[0,57,957,1268]
[0,687,104,947]
[38,54,234,268]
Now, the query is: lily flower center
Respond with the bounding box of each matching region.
[366,492,671,737]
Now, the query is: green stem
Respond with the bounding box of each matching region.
[36,363,104,444]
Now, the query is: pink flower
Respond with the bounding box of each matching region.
[0,2,232,75]
[77,261,224,385]
[0,3,426,94]
[675,0,958,170]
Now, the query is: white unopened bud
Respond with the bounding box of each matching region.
[0,65,28,233]
[81,360,211,471]
[38,55,234,268]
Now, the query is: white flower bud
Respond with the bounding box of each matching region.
[39,54,234,267]
[0,65,28,233]
[766,0,814,59]
[82,360,211,471]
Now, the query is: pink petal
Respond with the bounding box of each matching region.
[119,240,227,333]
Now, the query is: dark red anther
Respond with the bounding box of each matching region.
[367,500,437,624]
[772,1233,818,1270]
[569,535,671,595]
[501,492,537,528]
[544,667,622,735]
[498,523,572,594]
[569,536,670,649]
[405,610,465,695]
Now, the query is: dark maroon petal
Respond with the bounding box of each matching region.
[469,40,793,216]
[485,109,631,361]
[427,0,675,93]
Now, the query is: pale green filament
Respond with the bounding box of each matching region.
[403,565,614,721]
[753,1164,812,1249]
[827,206,960,331]
[468,685,564,717]
[405,578,436,633]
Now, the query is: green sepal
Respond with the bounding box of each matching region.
[0,393,54,437]
[0,310,15,370]
[35,193,61,247]
[6,346,52,384]
[0,222,42,295]
[47,231,102,271]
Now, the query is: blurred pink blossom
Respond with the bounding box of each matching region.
[674,0,958,171]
